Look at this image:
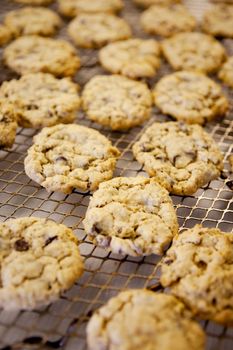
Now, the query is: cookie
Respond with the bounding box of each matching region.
[219,56,233,88]
[14,0,54,4]
[3,35,80,77]
[211,0,233,2]
[67,13,131,49]
[4,7,62,37]
[228,154,233,171]
[24,124,120,193]
[0,103,18,149]
[141,5,196,37]
[133,122,224,195]
[0,24,12,46]
[153,71,228,124]
[82,75,152,130]
[160,225,233,325]
[202,4,233,38]
[83,177,178,256]
[87,289,206,350]
[99,38,161,79]
[0,73,81,128]
[0,217,83,310]
[58,0,124,17]
[133,0,181,7]
[162,32,226,74]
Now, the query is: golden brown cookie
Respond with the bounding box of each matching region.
[67,13,131,49]
[162,32,226,74]
[141,4,196,37]
[161,225,233,326]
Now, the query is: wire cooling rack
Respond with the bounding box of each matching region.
[0,0,233,349]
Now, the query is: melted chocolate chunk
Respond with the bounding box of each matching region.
[14,239,29,252]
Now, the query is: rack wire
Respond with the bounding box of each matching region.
[0,0,232,349]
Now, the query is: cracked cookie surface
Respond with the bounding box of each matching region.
[0,103,18,149]
[0,73,81,128]
[218,56,233,88]
[87,289,206,350]
[24,124,120,193]
[82,75,152,130]
[99,38,161,79]
[4,7,62,37]
[141,5,196,37]
[162,32,226,73]
[202,4,233,38]
[160,225,233,325]
[153,71,228,124]
[67,13,131,49]
[133,122,224,195]
[83,177,178,256]
[3,35,80,77]
[58,0,123,17]
[0,217,83,310]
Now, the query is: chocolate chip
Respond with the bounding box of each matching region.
[226,180,233,190]
[164,259,173,265]
[197,260,207,269]
[14,239,29,251]
[140,143,154,152]
[0,114,12,124]
[27,104,39,110]
[212,297,217,306]
[220,172,228,180]
[92,224,101,234]
[147,283,162,292]
[45,236,58,246]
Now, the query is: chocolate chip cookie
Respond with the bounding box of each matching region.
[162,32,226,73]
[202,4,233,38]
[14,0,54,4]
[82,75,152,130]
[219,56,233,88]
[153,71,228,124]
[67,13,131,49]
[3,35,80,77]
[133,121,224,195]
[141,4,196,37]
[4,7,62,37]
[99,38,161,79]
[0,217,83,310]
[133,0,181,7]
[83,177,178,256]
[0,103,18,149]
[161,225,233,325]
[58,0,124,17]
[0,73,81,128]
[87,289,206,350]
[24,124,120,193]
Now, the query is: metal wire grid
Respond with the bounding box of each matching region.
[0,0,233,349]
